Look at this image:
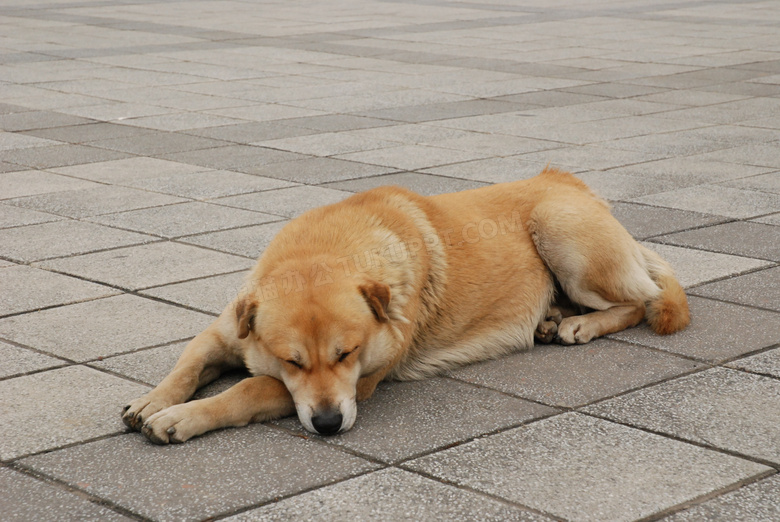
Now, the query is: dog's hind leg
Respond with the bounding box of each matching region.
[528,189,671,344]
[122,306,245,431]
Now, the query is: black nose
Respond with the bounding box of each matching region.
[311,411,343,435]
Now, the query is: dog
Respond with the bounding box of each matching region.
[122,167,690,443]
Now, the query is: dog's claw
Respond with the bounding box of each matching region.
[167,427,176,435]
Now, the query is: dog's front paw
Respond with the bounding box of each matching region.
[122,394,171,431]
[555,317,596,345]
[141,403,208,445]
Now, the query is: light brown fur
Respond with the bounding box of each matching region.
[123,168,690,443]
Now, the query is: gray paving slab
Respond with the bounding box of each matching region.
[92,341,187,386]
[727,348,780,380]
[226,467,552,521]
[640,242,771,288]
[20,426,378,522]
[0,220,156,263]
[0,170,101,199]
[183,120,322,143]
[239,156,395,183]
[180,221,288,258]
[607,156,775,185]
[633,185,780,219]
[753,212,780,226]
[37,241,253,290]
[0,110,94,131]
[0,202,61,229]
[140,270,248,314]
[322,171,489,196]
[120,169,296,199]
[406,413,771,522]
[0,365,149,460]
[0,294,212,362]
[654,221,780,262]
[451,339,704,408]
[0,340,64,379]
[608,202,728,240]
[0,265,118,316]
[89,131,230,156]
[335,144,491,171]
[22,122,155,144]
[0,467,130,521]
[721,171,780,194]
[0,144,131,169]
[610,296,780,362]
[690,266,780,312]
[48,156,210,184]
[216,185,352,218]
[87,201,279,238]
[5,185,187,219]
[159,144,305,172]
[276,377,555,463]
[585,367,780,464]
[662,474,780,522]
[422,156,547,184]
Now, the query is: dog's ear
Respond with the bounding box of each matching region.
[235,296,257,339]
[359,281,391,322]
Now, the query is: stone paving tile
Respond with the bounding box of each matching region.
[0,203,61,229]
[692,142,780,169]
[608,202,728,239]
[0,340,64,379]
[89,131,230,156]
[585,368,780,464]
[21,122,155,144]
[216,185,352,218]
[159,144,305,172]
[181,221,288,258]
[0,110,94,131]
[654,221,780,262]
[753,212,780,226]
[606,157,774,185]
[690,266,780,312]
[183,120,321,143]
[239,156,395,184]
[275,377,556,463]
[92,341,187,386]
[323,171,489,196]
[0,144,131,169]
[422,156,547,184]
[575,171,691,201]
[335,144,491,171]
[0,170,101,199]
[256,131,397,157]
[610,296,780,363]
[0,220,156,263]
[721,171,780,194]
[0,265,118,317]
[140,270,248,314]
[282,114,398,132]
[662,474,780,522]
[6,185,187,218]
[226,468,552,522]
[0,131,59,151]
[727,347,780,380]
[20,426,378,522]
[406,413,770,522]
[48,156,210,184]
[37,242,253,290]
[0,294,212,362]
[0,467,130,521]
[0,366,149,460]
[120,169,296,199]
[87,201,279,238]
[451,339,704,408]
[640,242,771,288]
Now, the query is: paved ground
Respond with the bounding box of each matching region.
[1,0,779,520]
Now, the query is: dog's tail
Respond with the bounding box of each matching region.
[640,245,690,335]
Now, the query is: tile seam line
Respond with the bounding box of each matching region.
[5,460,151,522]
[635,467,779,521]
[580,409,780,471]
[646,237,780,263]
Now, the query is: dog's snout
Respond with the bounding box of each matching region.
[311,411,343,435]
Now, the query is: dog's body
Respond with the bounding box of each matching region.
[123,168,690,443]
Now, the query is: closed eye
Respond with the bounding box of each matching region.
[338,346,358,363]
[286,359,303,369]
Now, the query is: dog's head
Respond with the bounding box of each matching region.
[235,273,394,435]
